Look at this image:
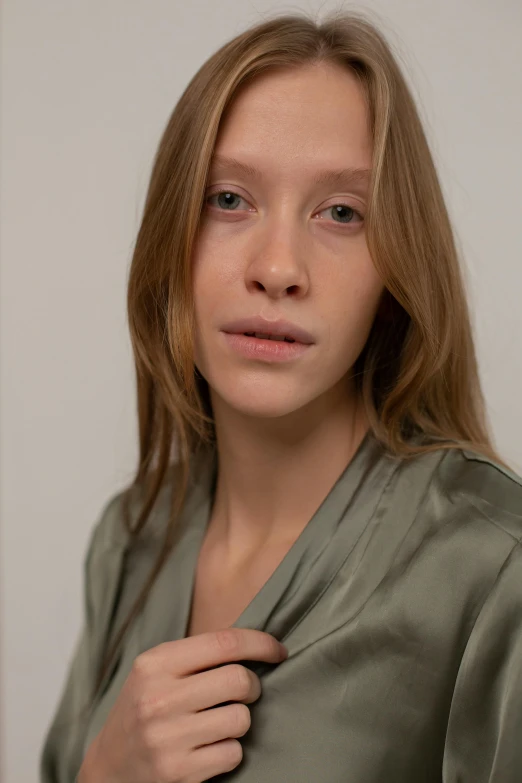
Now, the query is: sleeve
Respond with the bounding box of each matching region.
[39,493,129,783]
[443,541,522,782]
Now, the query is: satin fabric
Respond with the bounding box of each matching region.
[40,431,522,782]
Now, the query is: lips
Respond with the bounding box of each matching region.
[244,332,295,343]
[222,331,311,362]
[221,316,314,345]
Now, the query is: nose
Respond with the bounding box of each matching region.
[244,224,310,299]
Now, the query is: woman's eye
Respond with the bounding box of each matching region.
[206,190,249,211]
[316,204,363,226]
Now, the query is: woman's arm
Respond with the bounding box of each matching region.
[39,493,129,783]
[443,541,522,782]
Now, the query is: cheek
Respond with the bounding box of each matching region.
[327,273,384,357]
[192,246,221,319]
[192,233,239,306]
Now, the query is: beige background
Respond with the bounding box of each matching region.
[1,0,521,780]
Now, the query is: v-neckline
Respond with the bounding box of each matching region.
[132,427,397,665]
[174,428,387,642]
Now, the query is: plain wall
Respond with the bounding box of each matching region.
[1,0,521,780]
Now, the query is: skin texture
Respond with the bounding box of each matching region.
[192,61,385,566]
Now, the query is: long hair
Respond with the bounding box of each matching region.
[89,9,506,706]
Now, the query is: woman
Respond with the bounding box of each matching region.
[40,10,522,783]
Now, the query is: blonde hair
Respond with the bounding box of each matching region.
[90,10,505,704]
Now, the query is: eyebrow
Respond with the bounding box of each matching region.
[209,153,371,191]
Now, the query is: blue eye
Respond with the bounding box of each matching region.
[206,190,247,210]
[317,204,363,225]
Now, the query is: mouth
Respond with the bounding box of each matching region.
[220,317,314,345]
[242,331,297,343]
[221,331,312,362]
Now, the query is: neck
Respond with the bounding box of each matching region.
[205,380,369,565]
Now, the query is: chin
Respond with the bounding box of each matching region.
[212,382,315,420]
[231,402,303,419]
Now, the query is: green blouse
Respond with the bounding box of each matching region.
[40,431,522,782]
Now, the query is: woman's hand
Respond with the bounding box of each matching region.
[79,628,288,782]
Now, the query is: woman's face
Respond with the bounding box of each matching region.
[192,61,385,420]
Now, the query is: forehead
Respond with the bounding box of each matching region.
[213,62,372,177]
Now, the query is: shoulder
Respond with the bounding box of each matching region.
[88,489,132,552]
[86,458,199,562]
[385,442,522,643]
[384,440,522,598]
[382,436,522,541]
[433,445,522,544]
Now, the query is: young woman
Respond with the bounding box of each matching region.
[40,11,522,783]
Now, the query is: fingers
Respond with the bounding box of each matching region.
[175,661,262,713]
[146,628,287,678]
[188,701,253,748]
